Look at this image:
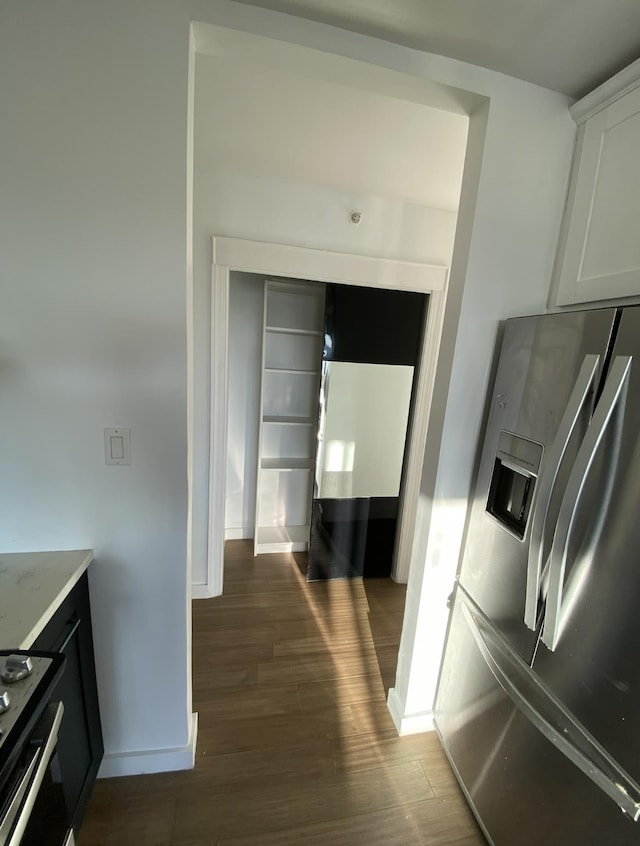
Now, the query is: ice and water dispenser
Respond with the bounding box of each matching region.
[487,431,543,540]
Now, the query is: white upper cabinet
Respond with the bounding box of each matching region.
[553,60,640,307]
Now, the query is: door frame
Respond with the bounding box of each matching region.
[202,235,449,596]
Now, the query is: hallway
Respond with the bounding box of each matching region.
[79,541,483,844]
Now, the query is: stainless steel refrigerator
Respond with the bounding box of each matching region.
[434,306,640,844]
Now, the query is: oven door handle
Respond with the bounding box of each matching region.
[0,701,64,846]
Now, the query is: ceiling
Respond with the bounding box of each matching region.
[230,0,640,98]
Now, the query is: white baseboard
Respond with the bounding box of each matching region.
[224,527,252,540]
[98,713,198,778]
[192,583,216,599]
[387,688,435,736]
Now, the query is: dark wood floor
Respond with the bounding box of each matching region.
[79,541,483,845]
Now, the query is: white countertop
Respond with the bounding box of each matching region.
[0,550,94,649]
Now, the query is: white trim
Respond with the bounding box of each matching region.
[252,281,269,557]
[192,584,215,599]
[387,688,435,736]
[205,236,449,597]
[570,56,640,125]
[98,713,198,778]
[206,265,229,597]
[185,20,197,744]
[392,288,447,582]
[186,25,196,599]
[212,237,448,293]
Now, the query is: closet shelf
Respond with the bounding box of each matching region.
[265,326,322,337]
[260,458,314,471]
[264,367,318,375]
[263,415,315,426]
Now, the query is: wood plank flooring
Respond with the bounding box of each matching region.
[78,541,484,845]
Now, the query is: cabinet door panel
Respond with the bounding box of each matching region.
[33,573,103,833]
[55,622,94,820]
[556,84,640,305]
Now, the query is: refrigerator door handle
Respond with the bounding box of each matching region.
[542,355,632,651]
[524,354,600,630]
[462,593,640,821]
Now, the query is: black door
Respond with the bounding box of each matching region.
[307,285,427,580]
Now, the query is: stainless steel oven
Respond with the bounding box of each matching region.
[0,651,72,846]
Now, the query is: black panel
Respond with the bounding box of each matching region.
[308,284,428,581]
[487,459,535,540]
[323,284,426,365]
[307,497,399,580]
[19,704,70,846]
[33,573,103,834]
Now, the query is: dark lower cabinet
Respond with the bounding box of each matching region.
[33,571,104,834]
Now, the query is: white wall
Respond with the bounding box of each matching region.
[195,54,468,210]
[226,272,264,537]
[393,91,576,728]
[0,0,199,773]
[0,0,576,771]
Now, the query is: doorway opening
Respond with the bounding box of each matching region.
[201,235,448,598]
[226,271,429,583]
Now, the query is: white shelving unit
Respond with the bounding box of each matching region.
[254,279,325,555]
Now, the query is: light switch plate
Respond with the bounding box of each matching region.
[104,428,131,465]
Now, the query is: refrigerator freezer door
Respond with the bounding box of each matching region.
[435,588,640,845]
[542,354,632,651]
[533,305,640,788]
[459,309,617,663]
